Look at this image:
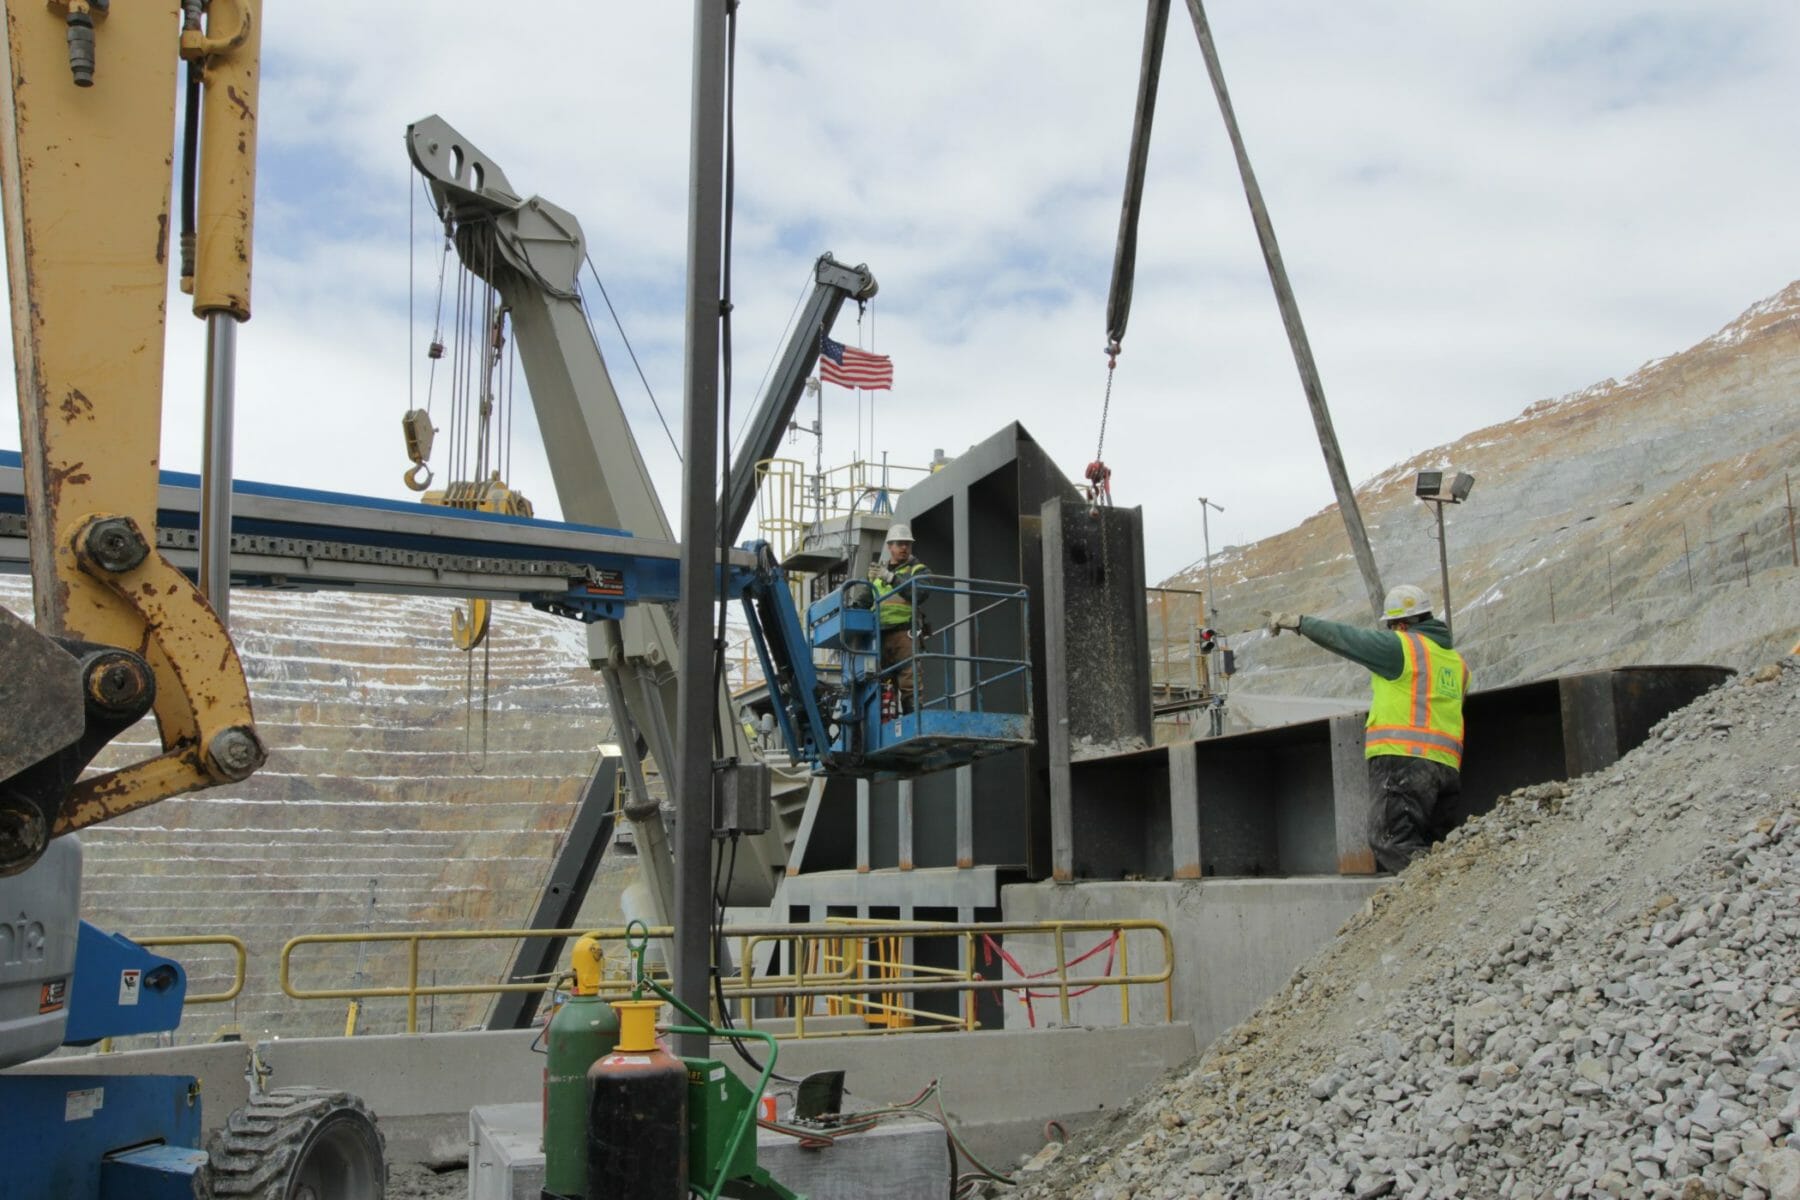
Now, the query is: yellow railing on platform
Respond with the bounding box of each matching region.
[134,934,249,1006]
[278,919,1175,1036]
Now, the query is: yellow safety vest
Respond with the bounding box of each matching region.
[1365,630,1468,768]
[874,561,928,629]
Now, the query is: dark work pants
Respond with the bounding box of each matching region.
[1366,754,1462,872]
[880,626,917,710]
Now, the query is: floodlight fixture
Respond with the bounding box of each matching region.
[1414,469,1476,639]
[1415,470,1475,504]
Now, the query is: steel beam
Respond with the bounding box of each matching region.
[487,754,622,1030]
[0,453,754,602]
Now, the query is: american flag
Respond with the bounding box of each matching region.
[818,335,893,391]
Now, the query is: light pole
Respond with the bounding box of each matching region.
[1197,496,1224,626]
[1415,470,1474,640]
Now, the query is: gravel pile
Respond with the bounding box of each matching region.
[1015,658,1800,1200]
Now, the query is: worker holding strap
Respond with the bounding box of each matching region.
[1266,585,1470,871]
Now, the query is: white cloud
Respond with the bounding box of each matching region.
[4,1,1796,579]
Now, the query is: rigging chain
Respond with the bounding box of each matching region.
[1085,340,1120,509]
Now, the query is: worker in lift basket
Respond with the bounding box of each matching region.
[1266,584,1470,872]
[868,523,930,713]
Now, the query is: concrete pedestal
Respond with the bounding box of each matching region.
[469,1103,544,1200]
[467,1098,950,1200]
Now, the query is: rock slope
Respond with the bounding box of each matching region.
[1019,657,1800,1200]
[1169,281,1800,705]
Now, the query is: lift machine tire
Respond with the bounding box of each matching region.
[206,1086,386,1200]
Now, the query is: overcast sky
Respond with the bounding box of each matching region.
[5,2,1797,578]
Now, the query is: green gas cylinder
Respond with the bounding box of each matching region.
[543,936,618,1198]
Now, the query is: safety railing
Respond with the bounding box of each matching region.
[817,929,917,1030]
[752,458,811,563]
[133,934,249,1006]
[883,574,1033,722]
[279,918,1173,1036]
[1145,585,1211,706]
[752,456,934,556]
[806,458,932,525]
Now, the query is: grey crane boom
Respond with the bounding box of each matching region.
[718,253,877,547]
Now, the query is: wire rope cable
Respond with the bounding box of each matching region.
[407,165,414,412]
[580,255,681,464]
[423,179,453,419]
[732,267,815,450]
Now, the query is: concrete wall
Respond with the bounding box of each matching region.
[1001,878,1385,1047]
[264,1029,543,1165]
[18,1022,1197,1169]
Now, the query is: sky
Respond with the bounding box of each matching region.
[5,1,1798,579]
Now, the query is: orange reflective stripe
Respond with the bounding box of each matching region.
[1366,726,1463,755]
[1402,631,1429,727]
[1366,725,1461,749]
[1365,733,1463,767]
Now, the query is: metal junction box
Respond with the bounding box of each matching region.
[714,762,773,836]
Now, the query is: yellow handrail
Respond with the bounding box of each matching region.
[279,919,1174,1036]
[134,934,248,1005]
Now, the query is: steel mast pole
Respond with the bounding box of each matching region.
[1197,496,1223,625]
[674,0,729,1059]
[1432,500,1453,641]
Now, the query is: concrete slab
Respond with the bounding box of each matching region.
[1001,878,1385,1046]
[470,1103,543,1200]
[471,1097,950,1199]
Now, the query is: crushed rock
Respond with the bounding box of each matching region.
[1018,658,1800,1200]
[384,1163,467,1198]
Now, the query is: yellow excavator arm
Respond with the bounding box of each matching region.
[0,0,265,874]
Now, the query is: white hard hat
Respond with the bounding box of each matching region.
[1382,584,1433,625]
[886,522,914,543]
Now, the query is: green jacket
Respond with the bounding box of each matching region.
[873,560,929,629]
[1294,614,1455,679]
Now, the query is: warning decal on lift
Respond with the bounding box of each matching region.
[65,1087,103,1121]
[582,570,626,597]
[119,968,141,1006]
[39,978,67,1014]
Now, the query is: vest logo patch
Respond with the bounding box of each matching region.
[1437,664,1461,697]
